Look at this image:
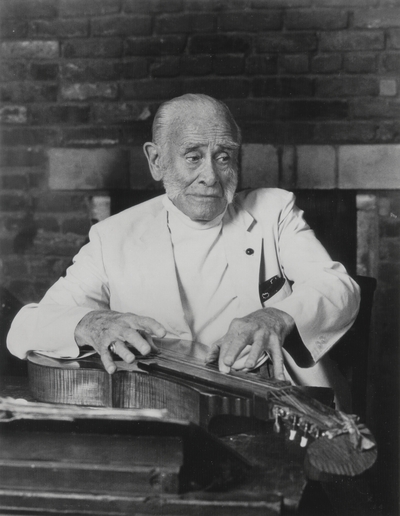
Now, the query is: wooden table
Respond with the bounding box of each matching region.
[0,376,376,516]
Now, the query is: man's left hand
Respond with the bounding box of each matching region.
[206,308,295,380]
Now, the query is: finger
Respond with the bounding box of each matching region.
[122,329,152,355]
[111,339,136,364]
[99,348,117,375]
[205,343,220,364]
[132,316,167,338]
[268,334,285,381]
[243,337,264,370]
[139,331,159,353]
[220,335,250,369]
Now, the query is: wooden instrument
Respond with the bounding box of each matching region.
[27,338,377,479]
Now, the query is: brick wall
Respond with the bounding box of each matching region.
[1,0,399,301]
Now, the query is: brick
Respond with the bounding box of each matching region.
[0,19,28,39]
[380,79,397,97]
[0,106,27,124]
[354,9,400,28]
[185,0,249,9]
[388,29,400,49]
[214,55,244,75]
[382,53,400,73]
[257,33,317,53]
[122,123,152,145]
[319,31,384,51]
[29,19,89,38]
[61,127,120,146]
[123,59,148,79]
[0,62,27,81]
[0,173,29,190]
[219,11,282,31]
[339,144,400,188]
[0,0,57,19]
[284,100,348,120]
[245,55,277,75]
[30,63,59,81]
[2,257,29,277]
[376,121,400,142]
[180,55,213,75]
[315,122,375,143]
[190,34,250,54]
[312,0,377,5]
[150,57,180,77]
[59,0,121,17]
[253,77,313,97]
[60,83,119,101]
[344,53,377,73]
[124,0,183,13]
[241,144,279,189]
[316,77,378,97]
[0,193,29,211]
[354,99,400,119]
[48,148,129,190]
[63,38,122,58]
[61,217,91,235]
[1,127,60,146]
[61,60,124,81]
[297,145,336,188]
[122,79,183,100]
[251,0,311,6]
[125,36,186,56]
[30,105,91,124]
[156,13,216,33]
[280,146,296,189]
[130,147,158,189]
[92,16,151,37]
[279,54,309,74]
[0,83,58,102]
[311,54,342,73]
[286,9,347,30]
[0,148,46,167]
[0,41,59,59]
[225,99,280,122]
[35,216,60,232]
[35,193,85,214]
[183,78,250,99]
[92,102,153,123]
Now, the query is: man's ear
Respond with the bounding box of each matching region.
[143,142,164,181]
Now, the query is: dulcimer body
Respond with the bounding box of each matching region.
[27,338,377,478]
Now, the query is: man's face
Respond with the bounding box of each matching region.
[160,106,240,222]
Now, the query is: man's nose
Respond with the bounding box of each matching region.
[198,157,219,186]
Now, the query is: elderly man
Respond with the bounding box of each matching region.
[7,94,360,407]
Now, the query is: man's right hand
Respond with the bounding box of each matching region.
[74,310,166,374]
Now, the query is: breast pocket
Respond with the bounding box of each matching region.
[259,275,292,307]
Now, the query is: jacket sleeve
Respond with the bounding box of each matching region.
[7,225,110,359]
[270,192,361,363]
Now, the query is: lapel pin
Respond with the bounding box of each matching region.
[245,248,254,255]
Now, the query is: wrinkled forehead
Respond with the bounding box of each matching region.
[167,104,239,149]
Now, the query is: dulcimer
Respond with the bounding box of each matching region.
[27,338,377,479]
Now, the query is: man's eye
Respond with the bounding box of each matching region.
[216,154,230,163]
[186,155,200,163]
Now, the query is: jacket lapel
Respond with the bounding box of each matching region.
[137,209,191,338]
[222,204,263,317]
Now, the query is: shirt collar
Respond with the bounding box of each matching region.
[163,195,228,230]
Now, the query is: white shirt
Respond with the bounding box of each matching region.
[163,196,239,346]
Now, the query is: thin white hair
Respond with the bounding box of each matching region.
[152,94,242,148]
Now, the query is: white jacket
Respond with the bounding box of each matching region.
[7,188,360,395]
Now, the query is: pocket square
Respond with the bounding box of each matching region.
[259,275,285,302]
